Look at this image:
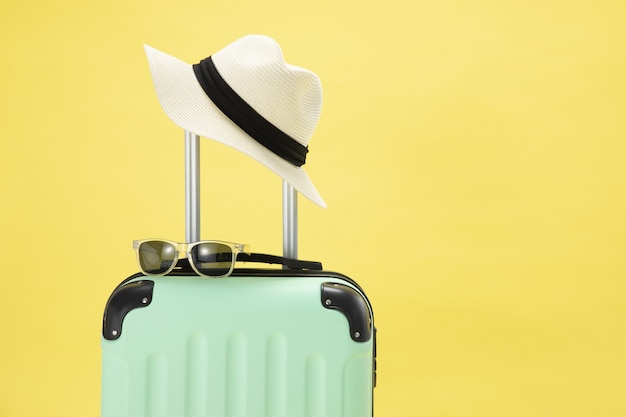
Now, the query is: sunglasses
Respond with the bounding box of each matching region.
[133,239,251,278]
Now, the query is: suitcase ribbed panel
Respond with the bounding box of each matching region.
[146,354,167,417]
[226,333,247,417]
[186,334,208,417]
[102,275,373,417]
[305,355,326,417]
[266,334,287,417]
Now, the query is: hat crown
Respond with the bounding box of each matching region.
[211,35,322,146]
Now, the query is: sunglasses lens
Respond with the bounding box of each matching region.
[138,241,177,274]
[191,242,234,277]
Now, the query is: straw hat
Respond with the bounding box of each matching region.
[144,35,325,207]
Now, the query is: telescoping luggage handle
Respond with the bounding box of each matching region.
[184,130,299,261]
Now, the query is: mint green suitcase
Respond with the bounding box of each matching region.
[101,132,376,416]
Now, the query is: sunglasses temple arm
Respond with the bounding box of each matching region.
[282,180,298,263]
[185,130,201,243]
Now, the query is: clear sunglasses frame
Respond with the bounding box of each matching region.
[133,239,251,278]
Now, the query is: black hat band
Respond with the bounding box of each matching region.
[192,57,308,167]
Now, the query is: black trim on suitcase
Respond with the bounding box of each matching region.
[102,280,154,341]
[108,263,370,307]
[321,282,372,342]
[103,267,378,390]
[106,269,374,340]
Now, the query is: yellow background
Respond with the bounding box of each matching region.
[1,0,625,415]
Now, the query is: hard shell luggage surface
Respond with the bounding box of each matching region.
[101,269,375,417]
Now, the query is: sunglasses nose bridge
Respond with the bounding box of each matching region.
[179,243,191,256]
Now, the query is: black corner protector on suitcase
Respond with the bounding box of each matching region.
[321,282,372,342]
[102,280,154,341]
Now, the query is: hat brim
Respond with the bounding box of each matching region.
[144,45,326,208]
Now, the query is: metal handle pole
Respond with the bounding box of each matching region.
[185,130,201,243]
[282,180,298,262]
